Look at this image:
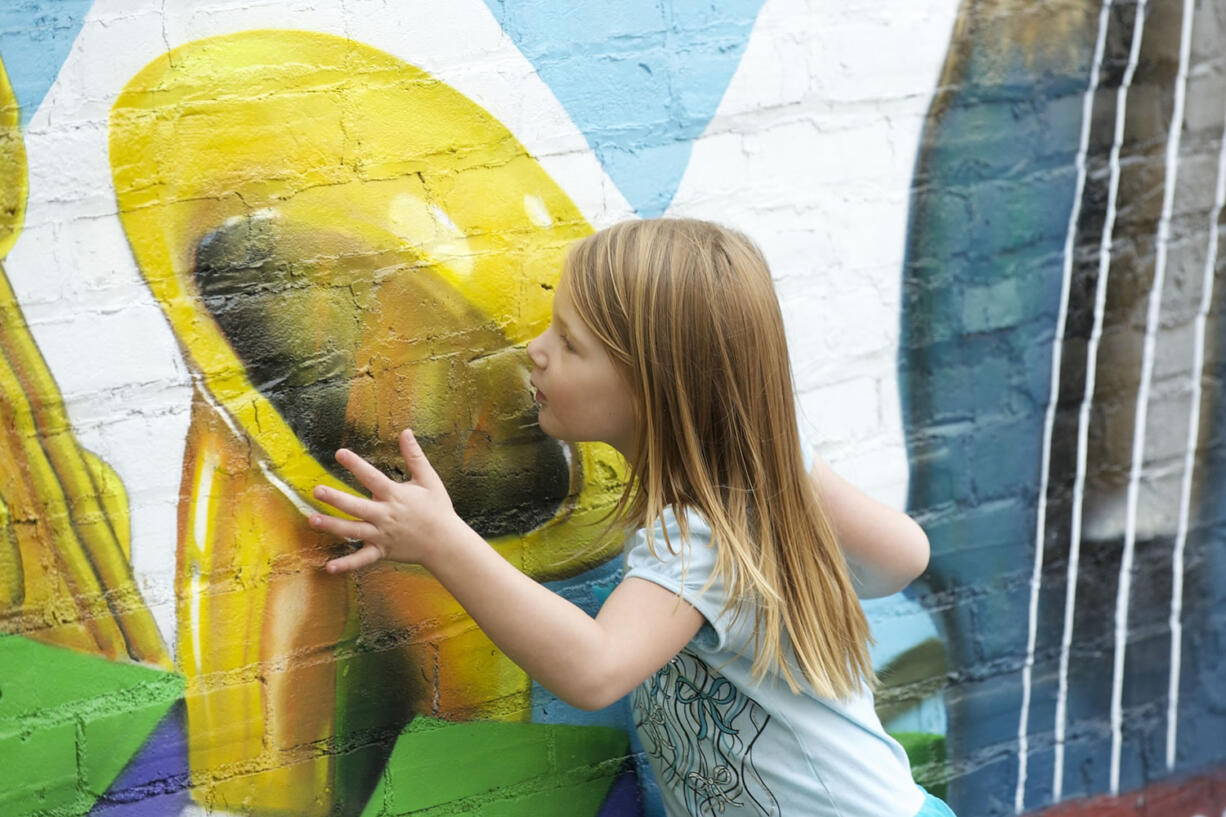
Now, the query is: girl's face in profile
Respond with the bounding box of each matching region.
[527,277,637,458]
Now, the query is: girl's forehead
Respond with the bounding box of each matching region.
[553,274,576,310]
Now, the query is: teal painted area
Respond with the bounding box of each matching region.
[537,558,628,729]
[540,559,662,816]
[0,0,94,128]
[483,0,765,216]
[897,14,1117,813]
[863,593,948,737]
[359,716,629,816]
[0,635,183,816]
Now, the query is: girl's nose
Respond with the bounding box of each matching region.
[526,333,546,368]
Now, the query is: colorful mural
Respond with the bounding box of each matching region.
[3,0,1224,816]
[0,2,955,813]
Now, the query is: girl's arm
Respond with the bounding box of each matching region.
[808,452,930,598]
[311,429,703,711]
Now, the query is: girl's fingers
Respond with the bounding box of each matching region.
[335,448,393,494]
[398,429,441,489]
[325,543,384,574]
[312,484,378,519]
[308,512,378,542]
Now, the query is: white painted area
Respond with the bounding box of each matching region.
[672,0,961,510]
[1168,78,1226,773]
[6,6,192,650]
[524,194,554,228]
[340,0,637,227]
[191,454,214,564]
[1111,0,1189,794]
[1054,0,1148,801]
[1015,3,1113,810]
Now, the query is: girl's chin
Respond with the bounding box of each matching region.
[535,414,579,446]
[534,408,557,436]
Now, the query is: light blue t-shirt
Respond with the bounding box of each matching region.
[622,449,925,817]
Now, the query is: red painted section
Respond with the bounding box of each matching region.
[1032,767,1226,817]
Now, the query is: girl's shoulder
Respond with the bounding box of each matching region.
[623,504,718,580]
[622,507,740,653]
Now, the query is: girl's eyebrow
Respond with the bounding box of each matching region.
[552,305,573,333]
[553,310,582,349]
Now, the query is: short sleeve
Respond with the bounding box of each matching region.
[622,508,735,652]
[622,426,812,653]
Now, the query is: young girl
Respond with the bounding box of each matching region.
[309,218,953,817]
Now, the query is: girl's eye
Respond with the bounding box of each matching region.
[561,334,576,352]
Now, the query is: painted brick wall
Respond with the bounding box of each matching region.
[0,1,1223,816]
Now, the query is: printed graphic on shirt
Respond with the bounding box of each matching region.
[633,651,780,815]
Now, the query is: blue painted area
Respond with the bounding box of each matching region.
[539,556,666,817]
[0,0,94,128]
[862,591,948,736]
[595,764,646,817]
[482,0,765,217]
[86,701,191,816]
[863,592,942,669]
[536,557,630,730]
[899,13,1226,813]
[899,34,1095,815]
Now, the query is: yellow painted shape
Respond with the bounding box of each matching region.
[109,31,626,565]
[178,390,419,814]
[0,58,26,257]
[0,267,167,666]
[0,493,21,608]
[113,32,631,816]
[81,450,132,561]
[0,58,161,664]
[0,267,166,662]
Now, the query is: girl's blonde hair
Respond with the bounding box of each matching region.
[564,218,875,699]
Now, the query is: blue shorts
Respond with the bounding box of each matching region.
[913,789,957,817]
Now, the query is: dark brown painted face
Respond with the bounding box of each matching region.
[192,211,570,538]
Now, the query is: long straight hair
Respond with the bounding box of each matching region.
[564,218,875,698]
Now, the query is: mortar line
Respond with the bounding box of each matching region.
[1054,0,1148,801]
[1015,1,1113,811]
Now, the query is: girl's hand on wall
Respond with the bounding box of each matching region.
[310,429,466,573]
